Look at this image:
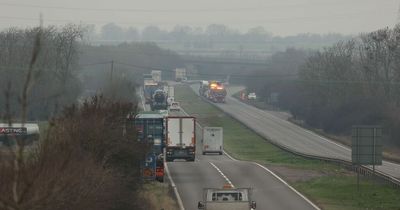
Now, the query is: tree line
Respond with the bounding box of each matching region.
[0,24,181,210]
[85,23,350,56]
[248,26,400,146]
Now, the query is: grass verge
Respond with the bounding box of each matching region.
[176,84,400,210]
[141,182,179,210]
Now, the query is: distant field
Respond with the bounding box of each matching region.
[175,85,400,210]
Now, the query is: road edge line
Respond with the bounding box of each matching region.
[164,163,185,210]
[140,87,184,210]
[230,95,350,151]
[209,162,235,188]
[180,86,320,210]
[223,150,238,161]
[253,162,321,210]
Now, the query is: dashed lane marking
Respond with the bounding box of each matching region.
[209,162,235,188]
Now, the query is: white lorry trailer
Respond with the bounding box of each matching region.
[202,127,223,155]
[198,186,256,210]
[166,116,196,162]
[167,86,175,106]
[0,123,40,146]
[175,68,186,82]
[151,70,162,82]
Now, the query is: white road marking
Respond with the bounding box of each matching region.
[230,95,350,151]
[180,86,321,209]
[254,163,321,210]
[209,162,235,188]
[139,87,185,209]
[223,150,238,161]
[165,163,185,210]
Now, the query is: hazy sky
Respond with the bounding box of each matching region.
[0,0,398,36]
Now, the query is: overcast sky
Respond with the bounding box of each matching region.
[0,0,398,36]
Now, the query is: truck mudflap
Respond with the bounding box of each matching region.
[155,166,164,182]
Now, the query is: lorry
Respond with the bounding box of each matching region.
[198,186,257,210]
[247,93,257,100]
[199,80,209,96]
[175,68,187,82]
[151,70,162,82]
[202,127,223,155]
[169,101,181,112]
[143,81,159,104]
[167,86,175,106]
[132,112,165,182]
[207,81,227,103]
[0,123,40,146]
[166,116,196,162]
[151,90,168,111]
[143,74,153,84]
[199,80,227,103]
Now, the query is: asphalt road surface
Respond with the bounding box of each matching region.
[189,84,400,180]
[167,113,318,210]
[138,88,318,210]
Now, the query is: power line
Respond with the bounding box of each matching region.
[0,10,394,26]
[0,2,351,13]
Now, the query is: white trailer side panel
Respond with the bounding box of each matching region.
[167,118,181,146]
[168,86,175,98]
[181,118,195,147]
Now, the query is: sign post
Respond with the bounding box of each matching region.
[351,126,383,191]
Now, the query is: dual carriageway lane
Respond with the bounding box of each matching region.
[139,87,319,210]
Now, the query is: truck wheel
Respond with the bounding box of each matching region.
[219,152,223,155]
[202,152,206,155]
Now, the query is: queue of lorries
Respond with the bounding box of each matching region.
[137,70,224,182]
[0,70,254,210]
[136,71,256,210]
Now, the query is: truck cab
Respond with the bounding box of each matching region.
[169,101,181,112]
[198,186,256,210]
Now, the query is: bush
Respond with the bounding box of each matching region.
[0,96,149,210]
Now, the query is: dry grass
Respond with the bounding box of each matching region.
[140,182,179,210]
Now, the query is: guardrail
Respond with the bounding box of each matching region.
[195,88,400,188]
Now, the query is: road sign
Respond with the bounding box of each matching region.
[351,126,382,165]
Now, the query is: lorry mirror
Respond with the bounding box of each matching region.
[198,201,204,209]
[251,201,256,209]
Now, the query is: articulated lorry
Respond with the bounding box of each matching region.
[198,186,257,210]
[132,112,165,182]
[151,90,168,111]
[175,68,186,82]
[166,116,196,162]
[167,86,175,106]
[0,123,40,146]
[202,127,223,155]
[151,70,162,83]
[143,80,159,104]
[199,80,227,103]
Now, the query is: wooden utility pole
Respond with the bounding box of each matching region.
[110,60,114,82]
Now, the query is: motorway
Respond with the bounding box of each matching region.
[167,121,318,210]
[189,84,400,180]
[138,88,318,210]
